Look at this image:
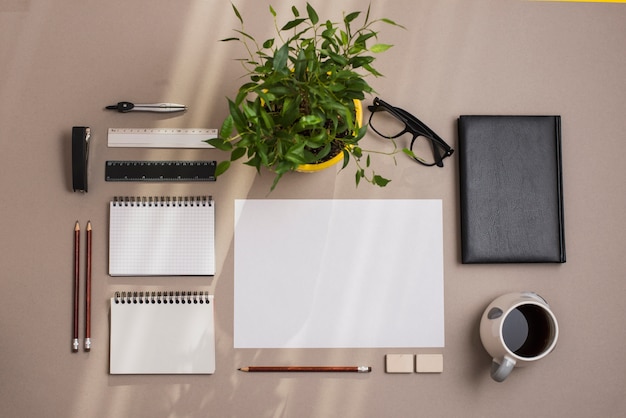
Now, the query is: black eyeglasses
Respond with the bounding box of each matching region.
[368,97,454,167]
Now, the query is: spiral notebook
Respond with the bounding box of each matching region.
[108,196,215,276]
[110,291,215,374]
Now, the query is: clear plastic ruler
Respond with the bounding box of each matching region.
[107,128,217,148]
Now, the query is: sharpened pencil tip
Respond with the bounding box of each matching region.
[75,221,80,231]
[87,221,92,230]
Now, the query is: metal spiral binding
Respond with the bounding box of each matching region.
[113,291,211,304]
[112,195,213,207]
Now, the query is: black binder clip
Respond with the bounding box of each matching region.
[72,126,90,192]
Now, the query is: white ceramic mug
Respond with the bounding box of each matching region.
[479,292,559,382]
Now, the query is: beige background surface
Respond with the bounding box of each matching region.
[1,1,625,417]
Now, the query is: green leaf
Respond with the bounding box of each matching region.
[327,51,348,66]
[281,18,306,31]
[340,30,348,46]
[341,149,350,169]
[235,89,249,107]
[373,175,391,187]
[294,48,307,80]
[218,114,234,140]
[232,3,243,24]
[304,130,328,147]
[381,18,406,29]
[355,125,368,141]
[227,98,246,131]
[285,142,306,164]
[245,154,262,171]
[256,145,269,166]
[263,38,275,49]
[345,11,360,24]
[306,3,319,25]
[258,106,274,130]
[270,172,284,191]
[280,96,300,125]
[370,43,393,53]
[206,137,232,151]
[363,63,383,77]
[273,43,289,71]
[233,29,255,42]
[291,6,300,18]
[275,160,295,175]
[321,27,336,42]
[242,101,257,119]
[402,148,428,164]
[231,147,246,161]
[356,32,376,44]
[298,115,323,128]
[348,44,365,55]
[215,160,231,177]
[328,82,346,92]
[269,5,276,17]
[350,56,374,68]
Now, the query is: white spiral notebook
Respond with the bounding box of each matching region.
[108,196,215,276]
[109,291,215,374]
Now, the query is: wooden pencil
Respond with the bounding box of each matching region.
[84,221,92,351]
[238,366,371,373]
[72,221,80,352]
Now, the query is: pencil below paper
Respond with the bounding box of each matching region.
[239,366,371,373]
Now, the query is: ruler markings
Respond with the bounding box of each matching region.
[108,128,217,148]
[105,160,217,182]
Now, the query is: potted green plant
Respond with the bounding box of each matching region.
[207,3,404,190]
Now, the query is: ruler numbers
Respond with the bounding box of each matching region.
[107,128,217,148]
[105,160,217,182]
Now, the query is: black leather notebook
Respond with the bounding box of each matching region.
[458,115,565,263]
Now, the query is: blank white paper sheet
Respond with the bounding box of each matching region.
[234,199,445,348]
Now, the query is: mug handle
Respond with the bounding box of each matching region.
[491,356,516,382]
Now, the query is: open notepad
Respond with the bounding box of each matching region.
[108,196,215,276]
[109,291,215,374]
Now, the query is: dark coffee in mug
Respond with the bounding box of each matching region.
[481,292,559,381]
[502,304,554,358]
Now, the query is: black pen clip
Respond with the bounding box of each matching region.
[106,101,135,112]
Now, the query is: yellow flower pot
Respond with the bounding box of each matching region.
[296,99,363,173]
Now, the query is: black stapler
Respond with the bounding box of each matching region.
[72,126,90,192]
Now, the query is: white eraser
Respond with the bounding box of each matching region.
[415,354,443,373]
[385,354,414,373]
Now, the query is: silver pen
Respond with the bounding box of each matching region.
[105,101,187,113]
